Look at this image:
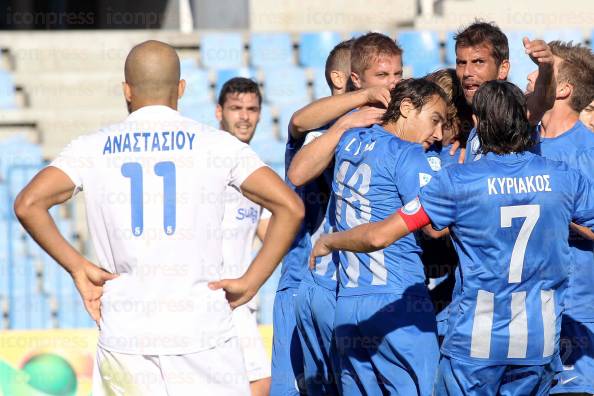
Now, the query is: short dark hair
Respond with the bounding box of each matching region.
[325,39,354,89]
[381,78,448,125]
[548,41,594,112]
[455,21,509,66]
[217,77,262,107]
[473,81,533,155]
[351,32,402,77]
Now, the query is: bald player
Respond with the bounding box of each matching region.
[14,40,304,396]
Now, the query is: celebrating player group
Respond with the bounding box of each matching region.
[13,17,594,396]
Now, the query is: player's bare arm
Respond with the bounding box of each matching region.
[287,106,385,187]
[524,38,556,126]
[288,86,390,139]
[255,217,270,241]
[309,211,417,268]
[571,223,594,241]
[13,166,118,324]
[210,166,304,308]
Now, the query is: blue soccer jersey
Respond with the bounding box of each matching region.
[419,151,594,365]
[332,124,436,297]
[426,142,460,171]
[533,121,594,321]
[465,128,481,162]
[280,130,332,291]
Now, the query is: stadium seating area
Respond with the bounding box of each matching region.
[0,136,92,330]
[0,28,592,330]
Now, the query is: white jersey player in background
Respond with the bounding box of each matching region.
[215,77,272,396]
[14,40,304,396]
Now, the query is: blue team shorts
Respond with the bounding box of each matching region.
[436,355,558,396]
[271,287,305,395]
[294,278,340,396]
[550,316,594,394]
[334,292,439,396]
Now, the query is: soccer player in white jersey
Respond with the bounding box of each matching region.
[215,77,271,396]
[14,40,304,396]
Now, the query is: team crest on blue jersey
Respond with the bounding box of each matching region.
[419,173,432,187]
[427,156,441,171]
[402,197,421,215]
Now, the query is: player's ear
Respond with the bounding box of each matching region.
[178,79,186,99]
[330,70,345,91]
[351,71,362,89]
[399,98,414,118]
[497,59,510,80]
[557,81,572,101]
[122,82,132,103]
[215,104,223,122]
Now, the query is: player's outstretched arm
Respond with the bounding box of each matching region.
[524,38,556,126]
[209,167,304,308]
[289,86,390,140]
[13,167,117,324]
[288,106,385,187]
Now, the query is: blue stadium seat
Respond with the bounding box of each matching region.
[181,68,211,103]
[28,294,52,329]
[507,30,538,89]
[397,30,444,77]
[178,100,219,128]
[445,31,457,66]
[398,30,441,63]
[215,67,257,99]
[251,139,285,164]
[313,67,331,100]
[200,32,245,69]
[0,184,7,219]
[180,57,199,73]
[253,104,276,143]
[542,29,584,44]
[42,255,64,295]
[0,220,8,293]
[278,102,309,141]
[0,70,16,109]
[0,136,43,184]
[250,33,294,67]
[264,67,309,105]
[299,32,342,68]
[9,254,36,296]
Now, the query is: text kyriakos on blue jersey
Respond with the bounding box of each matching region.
[102,131,196,155]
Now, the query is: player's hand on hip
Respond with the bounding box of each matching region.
[364,86,391,108]
[309,234,333,269]
[208,278,255,309]
[523,37,554,67]
[71,262,118,326]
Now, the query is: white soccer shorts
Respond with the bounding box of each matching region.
[232,305,272,382]
[92,337,250,396]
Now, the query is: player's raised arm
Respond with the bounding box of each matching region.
[524,38,556,125]
[210,167,304,308]
[287,106,385,186]
[14,166,117,324]
[289,86,390,139]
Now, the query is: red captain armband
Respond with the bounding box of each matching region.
[397,197,431,232]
